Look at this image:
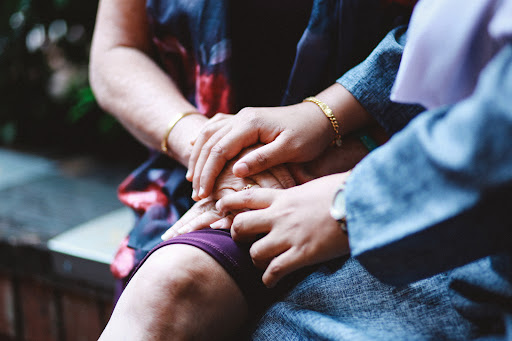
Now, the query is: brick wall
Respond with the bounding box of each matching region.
[0,271,113,341]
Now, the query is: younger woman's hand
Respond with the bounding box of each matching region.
[187,103,334,199]
[214,172,351,288]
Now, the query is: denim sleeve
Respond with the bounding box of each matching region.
[344,44,512,286]
[337,27,424,135]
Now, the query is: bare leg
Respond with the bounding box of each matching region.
[99,244,248,340]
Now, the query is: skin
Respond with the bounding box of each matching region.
[215,172,352,288]
[90,0,383,339]
[187,83,375,199]
[89,0,292,339]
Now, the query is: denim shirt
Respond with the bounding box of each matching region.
[338,28,512,336]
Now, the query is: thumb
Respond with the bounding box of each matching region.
[233,140,293,177]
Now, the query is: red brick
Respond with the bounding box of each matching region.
[61,291,102,341]
[19,279,59,341]
[0,273,16,338]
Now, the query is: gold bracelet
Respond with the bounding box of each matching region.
[303,97,342,147]
[161,111,201,153]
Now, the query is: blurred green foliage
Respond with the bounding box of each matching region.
[0,0,143,158]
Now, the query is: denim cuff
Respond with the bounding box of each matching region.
[337,27,423,135]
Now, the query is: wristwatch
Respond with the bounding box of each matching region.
[330,183,348,233]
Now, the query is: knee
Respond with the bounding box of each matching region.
[132,245,217,303]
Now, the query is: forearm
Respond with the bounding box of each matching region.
[90,49,206,165]
[313,83,375,136]
[89,0,207,166]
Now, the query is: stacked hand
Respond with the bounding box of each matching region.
[186,103,334,199]
[164,98,372,286]
[214,172,351,288]
[162,145,296,239]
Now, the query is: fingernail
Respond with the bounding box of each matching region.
[186,170,192,180]
[210,220,223,229]
[191,189,197,199]
[233,162,249,177]
[161,228,176,241]
[176,224,189,235]
[198,187,205,198]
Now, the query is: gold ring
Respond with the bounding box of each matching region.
[241,184,254,191]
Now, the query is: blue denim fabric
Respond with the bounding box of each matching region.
[342,44,512,338]
[251,257,475,340]
[346,44,512,282]
[337,27,424,135]
[252,34,512,341]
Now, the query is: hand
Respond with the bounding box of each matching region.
[214,173,351,288]
[187,103,333,199]
[289,134,369,184]
[162,146,296,239]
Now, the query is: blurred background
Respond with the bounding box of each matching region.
[0,0,144,159]
[0,2,142,340]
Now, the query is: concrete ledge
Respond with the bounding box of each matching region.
[48,207,134,288]
[0,147,137,340]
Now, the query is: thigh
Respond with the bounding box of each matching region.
[250,256,475,340]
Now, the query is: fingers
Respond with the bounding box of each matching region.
[216,188,276,213]
[161,209,223,240]
[229,210,272,242]
[209,214,234,230]
[261,249,304,288]
[267,165,296,189]
[196,128,260,199]
[249,233,301,287]
[192,126,231,199]
[187,113,231,182]
[232,137,293,178]
[248,171,283,190]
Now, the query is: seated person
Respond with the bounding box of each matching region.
[90,0,420,339]
[195,0,512,339]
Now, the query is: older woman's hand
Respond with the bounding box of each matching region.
[161,146,296,240]
[214,172,351,288]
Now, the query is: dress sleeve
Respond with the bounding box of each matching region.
[337,26,424,135]
[344,44,512,286]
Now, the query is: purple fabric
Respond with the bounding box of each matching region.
[131,228,269,308]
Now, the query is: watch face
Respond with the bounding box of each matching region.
[330,186,347,222]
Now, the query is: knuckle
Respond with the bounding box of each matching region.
[282,177,296,189]
[249,245,263,262]
[240,190,253,204]
[239,107,259,123]
[210,144,226,158]
[254,150,268,168]
[266,262,283,278]
[231,219,243,238]
[270,183,282,190]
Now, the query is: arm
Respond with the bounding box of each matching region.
[188,27,422,199]
[89,0,207,166]
[345,44,512,285]
[187,81,374,199]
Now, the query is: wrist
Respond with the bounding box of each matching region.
[315,83,373,136]
[164,112,208,165]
